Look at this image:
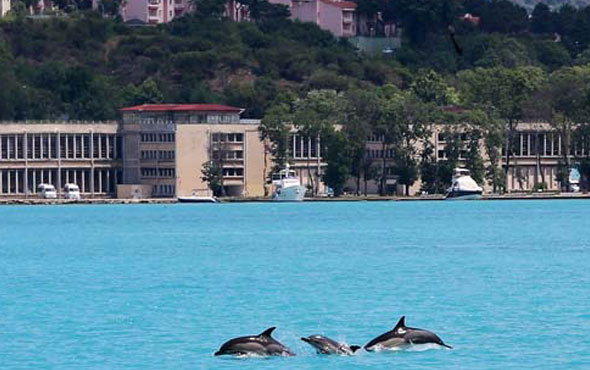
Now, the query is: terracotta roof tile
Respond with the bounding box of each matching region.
[120,104,243,112]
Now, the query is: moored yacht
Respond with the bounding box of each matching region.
[271,165,306,202]
[446,168,483,200]
[177,189,219,203]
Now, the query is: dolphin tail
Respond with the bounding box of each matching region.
[350,345,361,353]
[440,342,453,349]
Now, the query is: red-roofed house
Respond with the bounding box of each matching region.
[269,0,356,37]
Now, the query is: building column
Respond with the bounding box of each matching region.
[0,170,3,194]
[0,136,3,160]
[98,170,103,193]
[15,170,19,194]
[106,135,110,159]
[24,132,28,198]
[32,171,36,193]
[48,169,52,186]
[90,131,95,198]
[57,133,62,197]
[7,171,11,194]
[81,170,86,193]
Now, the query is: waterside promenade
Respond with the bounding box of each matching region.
[2,192,590,205]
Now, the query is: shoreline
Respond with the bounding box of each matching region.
[1,192,589,205]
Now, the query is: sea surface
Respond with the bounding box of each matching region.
[0,200,589,369]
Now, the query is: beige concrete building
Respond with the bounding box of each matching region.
[0,121,120,198]
[354,121,581,195]
[119,104,268,198]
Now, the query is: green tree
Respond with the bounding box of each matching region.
[191,0,227,17]
[458,66,546,190]
[410,69,459,106]
[528,65,590,190]
[322,129,350,196]
[530,3,554,34]
[201,160,223,196]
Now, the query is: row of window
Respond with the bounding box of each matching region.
[366,148,395,159]
[223,168,244,177]
[211,133,244,143]
[140,150,176,160]
[153,184,176,196]
[140,168,176,178]
[140,133,175,143]
[212,150,243,160]
[126,113,240,125]
[438,150,467,160]
[0,134,118,160]
[367,134,385,143]
[437,133,470,143]
[290,135,320,159]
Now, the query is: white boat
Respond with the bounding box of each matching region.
[271,165,306,202]
[177,190,219,203]
[445,168,483,200]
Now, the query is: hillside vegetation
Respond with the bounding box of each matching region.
[0,0,589,121]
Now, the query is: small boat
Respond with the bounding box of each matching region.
[178,190,219,203]
[271,165,306,202]
[445,168,483,200]
[177,196,219,203]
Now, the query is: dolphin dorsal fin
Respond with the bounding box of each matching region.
[393,316,406,331]
[258,327,276,337]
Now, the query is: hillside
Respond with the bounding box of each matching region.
[0,0,589,122]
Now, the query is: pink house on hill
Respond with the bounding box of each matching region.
[269,0,356,37]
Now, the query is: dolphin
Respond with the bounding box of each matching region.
[214,327,295,357]
[301,335,361,355]
[364,316,452,351]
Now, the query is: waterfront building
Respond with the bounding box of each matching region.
[119,104,268,198]
[0,0,10,17]
[268,0,357,37]
[353,121,582,196]
[0,121,120,198]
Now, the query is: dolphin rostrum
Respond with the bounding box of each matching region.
[214,327,295,357]
[301,335,361,355]
[364,316,452,351]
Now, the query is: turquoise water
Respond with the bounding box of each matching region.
[1,201,589,369]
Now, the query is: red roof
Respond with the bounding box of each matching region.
[320,0,357,9]
[120,104,243,113]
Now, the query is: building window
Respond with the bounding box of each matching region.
[223,168,244,177]
[141,168,175,178]
[141,133,175,142]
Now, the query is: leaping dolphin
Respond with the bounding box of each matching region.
[364,316,452,351]
[301,335,361,355]
[214,327,295,357]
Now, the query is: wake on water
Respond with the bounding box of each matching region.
[371,343,451,352]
